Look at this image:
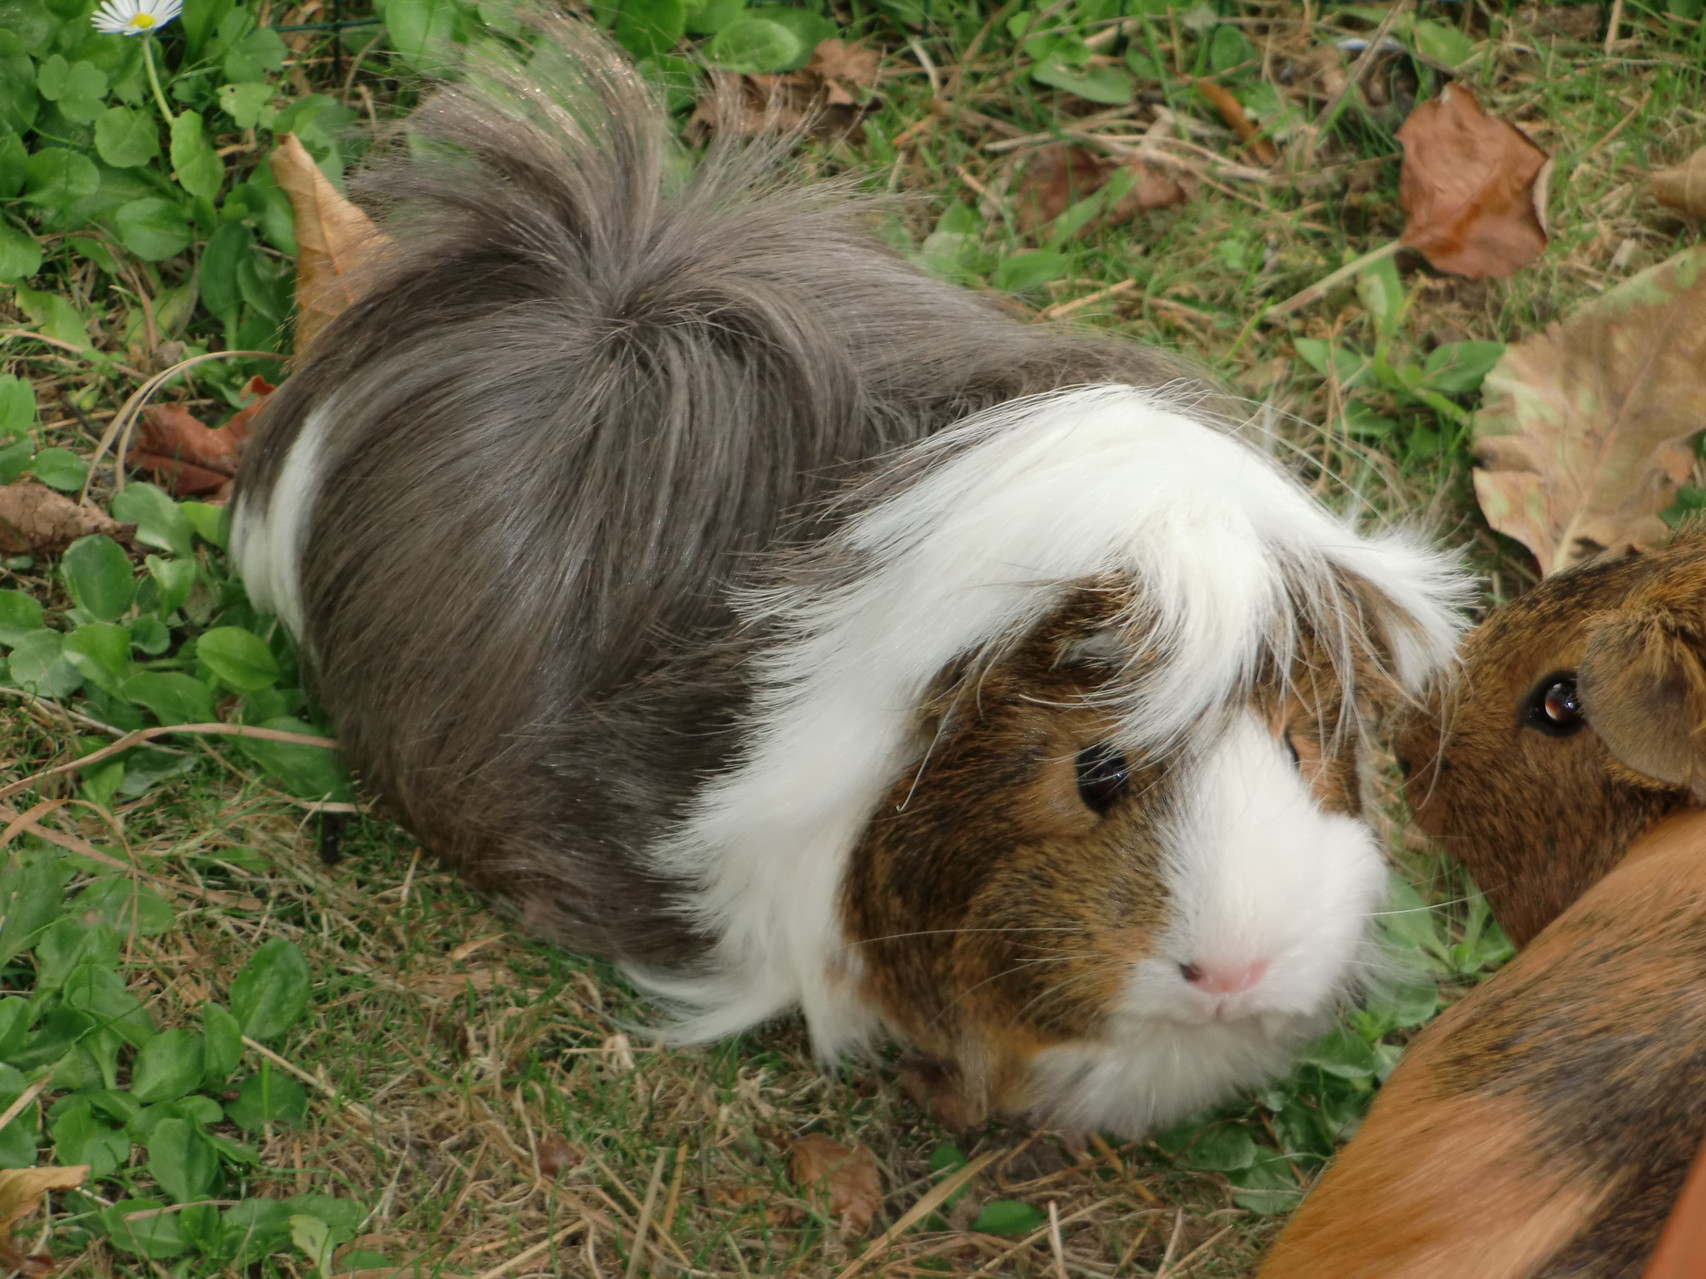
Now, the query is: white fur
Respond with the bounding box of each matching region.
[228,402,335,636]
[634,385,1466,1066]
[1029,713,1387,1135]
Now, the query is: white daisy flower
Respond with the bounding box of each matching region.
[91,0,184,36]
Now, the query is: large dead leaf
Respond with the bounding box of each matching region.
[789,1133,881,1233]
[0,483,134,554]
[690,39,880,139]
[0,1164,90,1276]
[1652,147,1706,219]
[127,377,272,499]
[1013,144,1190,236]
[270,134,388,355]
[1395,82,1550,279]
[1472,244,1706,574]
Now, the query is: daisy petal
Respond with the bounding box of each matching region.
[91,0,183,35]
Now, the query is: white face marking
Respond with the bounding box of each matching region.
[1140,711,1385,1025]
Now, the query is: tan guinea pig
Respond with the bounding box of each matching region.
[1254,526,1706,1279]
[1394,526,1706,946]
[1256,807,1706,1279]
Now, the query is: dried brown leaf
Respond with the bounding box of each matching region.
[1014,145,1110,233]
[1652,147,1706,219]
[126,379,271,498]
[789,1133,881,1233]
[1526,4,1604,40]
[0,484,134,555]
[135,405,238,473]
[1013,145,1187,237]
[1113,160,1193,218]
[1396,82,1550,280]
[690,42,878,140]
[0,1165,89,1275]
[1472,245,1706,574]
[270,133,388,354]
[535,1135,582,1177]
[220,375,276,439]
[808,39,880,106]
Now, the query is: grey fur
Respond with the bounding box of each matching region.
[233,22,1188,963]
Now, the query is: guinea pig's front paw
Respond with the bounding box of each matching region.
[897,1054,989,1133]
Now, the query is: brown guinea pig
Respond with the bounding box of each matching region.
[1256,807,1706,1279]
[1394,525,1706,946]
[1256,526,1706,1279]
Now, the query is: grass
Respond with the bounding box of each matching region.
[3,0,1705,1275]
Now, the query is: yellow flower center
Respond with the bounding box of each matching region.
[128,13,156,27]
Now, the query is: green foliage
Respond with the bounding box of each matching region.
[1292,253,1508,462]
[1,479,348,801]
[969,1199,1047,1235]
[1,1,302,368]
[1155,872,1511,1215]
[0,848,372,1270]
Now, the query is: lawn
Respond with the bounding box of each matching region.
[1,0,1703,1274]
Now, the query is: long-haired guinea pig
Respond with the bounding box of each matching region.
[228,19,1470,1135]
[1395,524,1706,946]
[1256,807,1706,1279]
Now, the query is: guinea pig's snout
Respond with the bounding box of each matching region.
[1179,958,1269,995]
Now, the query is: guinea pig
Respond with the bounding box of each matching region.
[228,20,1470,1135]
[1256,807,1706,1279]
[1395,525,1706,945]
[1257,526,1706,1277]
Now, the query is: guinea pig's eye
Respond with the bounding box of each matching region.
[1282,731,1301,768]
[1075,744,1129,814]
[1524,671,1586,738]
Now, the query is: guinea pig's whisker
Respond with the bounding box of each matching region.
[1009,966,1125,1027]
[1365,901,1460,919]
[926,955,1105,1031]
[846,925,1084,948]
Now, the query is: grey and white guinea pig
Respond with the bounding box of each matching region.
[228,18,1471,1136]
[1395,523,1706,946]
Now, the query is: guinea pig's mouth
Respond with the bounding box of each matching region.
[1024,998,1334,1137]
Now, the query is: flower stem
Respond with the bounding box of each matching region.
[141,34,174,126]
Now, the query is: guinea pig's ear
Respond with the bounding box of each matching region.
[1578,611,1706,802]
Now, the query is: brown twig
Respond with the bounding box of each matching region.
[0,799,262,908]
[0,721,339,802]
[1194,78,1278,165]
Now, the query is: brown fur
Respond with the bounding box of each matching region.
[1260,810,1706,1279]
[840,589,1365,1127]
[1265,527,1706,1277]
[1394,527,1706,945]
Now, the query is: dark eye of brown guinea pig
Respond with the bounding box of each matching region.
[1075,743,1130,813]
[1524,671,1586,738]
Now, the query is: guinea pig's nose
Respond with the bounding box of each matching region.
[1179,959,1269,995]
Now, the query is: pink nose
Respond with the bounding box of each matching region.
[1179,959,1269,995]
